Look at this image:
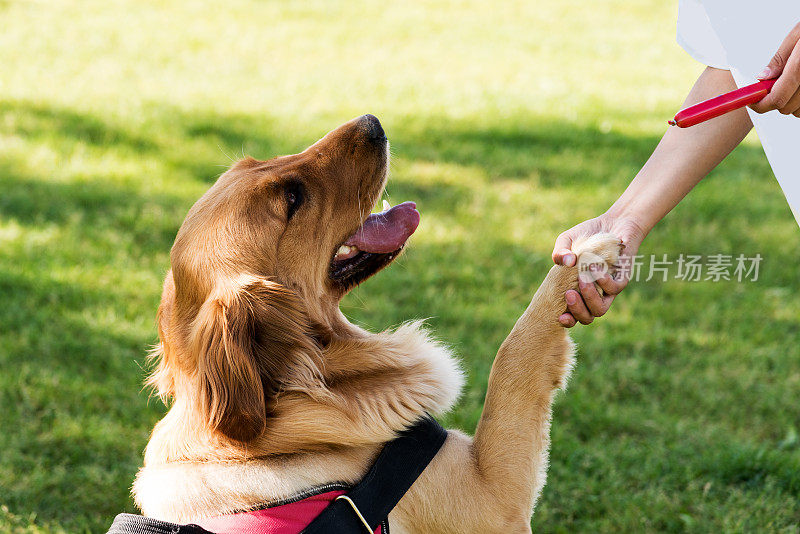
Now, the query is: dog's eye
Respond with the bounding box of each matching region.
[284,182,304,220]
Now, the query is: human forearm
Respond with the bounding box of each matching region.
[607,67,753,234]
[552,67,755,328]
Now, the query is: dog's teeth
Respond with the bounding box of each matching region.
[382,200,391,211]
[335,245,361,260]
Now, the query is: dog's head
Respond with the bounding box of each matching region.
[151,115,420,442]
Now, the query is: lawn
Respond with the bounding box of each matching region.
[1,0,799,532]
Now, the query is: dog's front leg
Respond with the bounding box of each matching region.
[391,234,619,534]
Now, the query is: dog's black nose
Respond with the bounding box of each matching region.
[361,114,386,142]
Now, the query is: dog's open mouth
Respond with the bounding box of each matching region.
[329,201,420,289]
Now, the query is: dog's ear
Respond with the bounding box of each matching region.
[191,275,324,442]
[147,270,179,400]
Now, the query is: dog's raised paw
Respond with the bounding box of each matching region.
[570,233,622,283]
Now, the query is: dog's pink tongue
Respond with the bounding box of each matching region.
[345,201,420,253]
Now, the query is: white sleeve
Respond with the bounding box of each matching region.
[676,0,729,69]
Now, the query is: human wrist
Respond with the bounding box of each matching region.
[604,202,654,239]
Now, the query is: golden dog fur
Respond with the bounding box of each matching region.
[132,115,620,533]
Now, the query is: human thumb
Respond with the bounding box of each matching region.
[758,27,799,79]
[758,53,786,79]
[552,232,575,267]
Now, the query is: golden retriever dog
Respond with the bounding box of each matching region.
[132,114,620,533]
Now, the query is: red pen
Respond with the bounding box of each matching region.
[668,78,777,128]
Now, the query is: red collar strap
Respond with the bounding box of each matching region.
[106,415,446,534]
[106,487,386,534]
[194,487,386,534]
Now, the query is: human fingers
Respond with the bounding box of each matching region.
[558,312,577,328]
[782,86,800,116]
[577,280,614,318]
[565,289,594,325]
[752,23,800,114]
[596,272,628,295]
[552,232,576,267]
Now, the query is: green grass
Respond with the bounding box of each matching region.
[1,0,799,532]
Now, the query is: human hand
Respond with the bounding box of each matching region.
[552,214,646,327]
[751,22,800,117]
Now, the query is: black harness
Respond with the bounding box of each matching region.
[107,415,447,534]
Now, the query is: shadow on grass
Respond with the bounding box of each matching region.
[0,269,162,529]
[0,269,151,378]
[0,159,185,254]
[0,100,160,153]
[1,98,775,219]
[393,120,660,185]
